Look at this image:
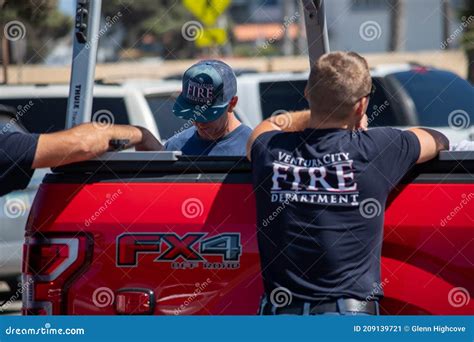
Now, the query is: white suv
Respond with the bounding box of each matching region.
[0,80,254,291]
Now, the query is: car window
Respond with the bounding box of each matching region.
[146,94,190,141]
[259,80,309,119]
[366,77,400,127]
[0,115,26,133]
[391,69,474,127]
[0,97,129,133]
[258,78,401,128]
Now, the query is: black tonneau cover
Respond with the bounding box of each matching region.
[46,151,474,185]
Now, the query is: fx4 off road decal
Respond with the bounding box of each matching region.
[116,233,242,269]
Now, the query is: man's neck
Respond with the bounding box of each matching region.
[308,113,356,131]
[226,113,241,133]
[197,112,241,141]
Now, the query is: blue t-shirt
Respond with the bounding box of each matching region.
[251,127,420,302]
[0,132,39,197]
[165,124,252,156]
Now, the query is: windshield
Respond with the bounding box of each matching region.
[366,77,400,127]
[259,80,309,119]
[391,69,474,127]
[0,97,129,133]
[146,94,190,141]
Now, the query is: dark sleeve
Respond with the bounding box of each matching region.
[0,132,39,197]
[250,131,280,163]
[367,128,421,190]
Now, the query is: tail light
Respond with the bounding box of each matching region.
[22,235,90,315]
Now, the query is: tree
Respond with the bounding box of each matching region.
[388,0,406,52]
[460,0,474,83]
[0,0,71,64]
[102,0,197,59]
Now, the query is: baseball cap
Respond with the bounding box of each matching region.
[173,60,237,123]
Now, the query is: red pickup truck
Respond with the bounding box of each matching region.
[22,151,473,315]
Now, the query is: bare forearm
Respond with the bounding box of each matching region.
[268,110,311,132]
[109,125,143,146]
[111,125,163,151]
[32,123,162,169]
[247,110,311,160]
[408,128,449,164]
[32,123,111,168]
[32,134,91,169]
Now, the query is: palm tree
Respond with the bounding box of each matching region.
[388,0,406,51]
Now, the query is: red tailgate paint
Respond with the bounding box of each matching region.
[25,181,474,315]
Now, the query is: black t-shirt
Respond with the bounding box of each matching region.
[251,127,420,302]
[0,132,39,197]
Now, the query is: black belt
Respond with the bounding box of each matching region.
[261,298,378,315]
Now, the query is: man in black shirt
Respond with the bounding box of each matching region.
[0,123,162,197]
[247,52,449,315]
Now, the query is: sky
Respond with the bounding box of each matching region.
[59,0,75,16]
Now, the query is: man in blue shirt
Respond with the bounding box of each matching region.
[165,60,251,156]
[0,123,161,197]
[247,52,449,315]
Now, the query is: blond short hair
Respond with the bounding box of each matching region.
[306,51,372,120]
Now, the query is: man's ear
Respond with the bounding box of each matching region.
[304,86,309,101]
[228,96,238,112]
[355,97,368,118]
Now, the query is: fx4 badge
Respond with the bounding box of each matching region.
[116,233,242,270]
